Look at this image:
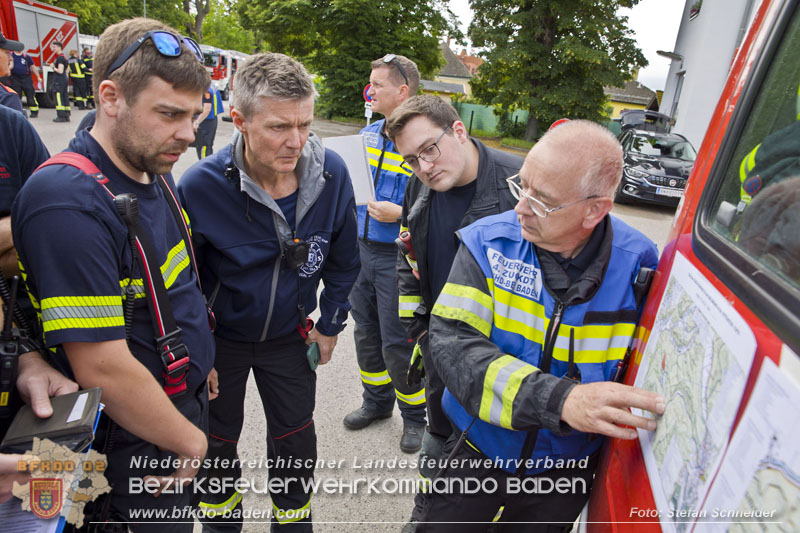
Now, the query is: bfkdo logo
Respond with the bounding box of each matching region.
[31,478,63,519]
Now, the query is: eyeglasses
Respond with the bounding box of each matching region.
[506,174,599,218]
[107,30,203,77]
[382,54,409,86]
[402,125,452,171]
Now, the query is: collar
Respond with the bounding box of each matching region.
[538,216,613,305]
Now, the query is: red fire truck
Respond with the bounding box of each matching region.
[585,0,800,530]
[0,0,81,107]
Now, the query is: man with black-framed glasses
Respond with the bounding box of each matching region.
[386,94,522,531]
[344,53,427,454]
[415,119,662,530]
[12,18,213,530]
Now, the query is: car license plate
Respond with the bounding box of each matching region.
[657,187,683,198]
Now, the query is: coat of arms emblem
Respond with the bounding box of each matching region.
[30,478,63,519]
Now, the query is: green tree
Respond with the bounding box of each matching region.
[54,0,189,36]
[202,0,254,52]
[469,0,647,141]
[239,0,461,118]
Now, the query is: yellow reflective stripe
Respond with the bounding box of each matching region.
[480,355,536,429]
[119,279,146,299]
[404,254,419,271]
[432,282,493,337]
[399,295,421,317]
[739,143,759,204]
[367,156,412,176]
[492,285,634,363]
[360,368,391,386]
[40,295,124,333]
[365,146,405,163]
[161,240,190,289]
[400,225,409,233]
[396,388,426,405]
[181,207,192,234]
[272,497,311,524]
[18,260,40,310]
[199,491,242,516]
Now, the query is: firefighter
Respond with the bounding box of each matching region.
[67,49,87,110]
[192,83,223,159]
[0,33,24,113]
[178,53,360,532]
[416,120,665,530]
[82,47,94,109]
[48,41,70,122]
[343,54,428,454]
[0,104,78,502]
[386,94,522,531]
[10,48,40,117]
[13,18,213,530]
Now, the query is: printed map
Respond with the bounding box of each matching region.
[634,253,755,533]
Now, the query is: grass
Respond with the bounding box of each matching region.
[469,128,499,139]
[501,137,534,151]
[328,115,364,125]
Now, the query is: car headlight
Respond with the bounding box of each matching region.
[624,167,649,180]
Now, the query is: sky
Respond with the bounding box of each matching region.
[447,0,686,91]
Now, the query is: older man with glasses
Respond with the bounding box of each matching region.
[413,119,663,531]
[12,18,212,530]
[385,94,522,531]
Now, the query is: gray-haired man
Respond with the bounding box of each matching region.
[178,53,360,532]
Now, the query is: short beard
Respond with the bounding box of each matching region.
[110,108,184,176]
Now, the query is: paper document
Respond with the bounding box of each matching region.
[633,252,756,533]
[322,135,375,205]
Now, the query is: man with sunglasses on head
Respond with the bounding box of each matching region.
[12,18,213,530]
[386,94,522,531]
[343,54,427,453]
[413,120,663,530]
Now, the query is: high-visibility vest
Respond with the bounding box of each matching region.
[437,211,654,475]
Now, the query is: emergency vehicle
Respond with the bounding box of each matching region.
[0,0,81,107]
[199,44,250,101]
[584,0,800,530]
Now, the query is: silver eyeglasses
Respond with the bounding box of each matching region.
[402,125,452,171]
[506,174,599,218]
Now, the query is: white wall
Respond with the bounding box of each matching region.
[659,0,761,149]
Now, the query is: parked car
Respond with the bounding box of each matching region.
[619,109,672,133]
[615,129,697,206]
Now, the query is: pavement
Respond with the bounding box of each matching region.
[24,106,676,532]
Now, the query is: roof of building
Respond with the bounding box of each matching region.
[604,80,657,106]
[420,79,465,94]
[438,42,472,79]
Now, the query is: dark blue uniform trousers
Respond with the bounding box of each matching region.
[349,240,426,425]
[200,332,316,532]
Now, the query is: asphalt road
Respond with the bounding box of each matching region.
[25,106,676,532]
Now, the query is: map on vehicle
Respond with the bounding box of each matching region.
[701,356,800,532]
[634,252,756,532]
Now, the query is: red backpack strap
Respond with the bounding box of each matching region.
[35,152,110,185]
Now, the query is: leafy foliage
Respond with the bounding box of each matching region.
[201,0,254,52]
[238,0,461,118]
[469,0,647,141]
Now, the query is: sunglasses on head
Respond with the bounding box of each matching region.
[106,30,203,77]
[382,53,409,86]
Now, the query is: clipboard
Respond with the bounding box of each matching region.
[322,135,375,205]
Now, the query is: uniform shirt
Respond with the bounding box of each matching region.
[0,105,49,216]
[68,57,86,77]
[427,179,477,302]
[12,130,214,390]
[201,87,222,121]
[52,54,69,83]
[11,53,35,77]
[0,83,23,113]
